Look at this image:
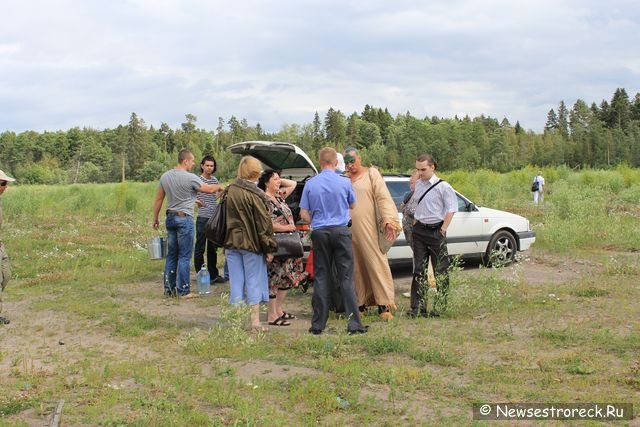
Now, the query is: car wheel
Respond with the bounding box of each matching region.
[485,230,516,267]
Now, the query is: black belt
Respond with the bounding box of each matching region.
[417,221,443,230]
[166,210,188,217]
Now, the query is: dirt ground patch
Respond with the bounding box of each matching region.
[1,255,595,353]
[0,254,604,425]
[214,358,321,383]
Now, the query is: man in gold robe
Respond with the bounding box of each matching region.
[344,148,400,320]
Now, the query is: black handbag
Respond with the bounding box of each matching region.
[269,198,304,259]
[205,188,229,247]
[273,232,304,259]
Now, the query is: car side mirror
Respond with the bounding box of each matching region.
[467,203,477,212]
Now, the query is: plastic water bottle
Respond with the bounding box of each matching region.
[197,265,211,295]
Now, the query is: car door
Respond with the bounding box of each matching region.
[383,178,413,265]
[446,193,484,257]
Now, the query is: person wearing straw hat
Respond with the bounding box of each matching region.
[0,169,16,325]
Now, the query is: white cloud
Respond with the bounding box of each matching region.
[0,0,639,133]
[0,43,22,55]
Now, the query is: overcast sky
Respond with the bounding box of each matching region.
[1,0,639,134]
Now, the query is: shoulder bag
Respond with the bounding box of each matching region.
[272,199,304,259]
[531,178,539,192]
[416,179,443,206]
[205,187,229,247]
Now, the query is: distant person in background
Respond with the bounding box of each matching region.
[153,149,224,298]
[344,147,400,321]
[400,171,419,248]
[258,169,307,326]
[225,156,278,332]
[0,169,16,325]
[532,171,545,205]
[194,155,225,283]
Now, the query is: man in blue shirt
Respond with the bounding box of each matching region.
[300,147,367,335]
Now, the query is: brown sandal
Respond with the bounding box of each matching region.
[279,312,296,320]
[268,318,291,326]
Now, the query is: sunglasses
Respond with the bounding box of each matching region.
[0,182,7,187]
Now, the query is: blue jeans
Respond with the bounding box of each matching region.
[164,213,195,296]
[226,249,269,305]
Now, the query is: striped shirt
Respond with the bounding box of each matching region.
[196,175,219,219]
[412,174,458,224]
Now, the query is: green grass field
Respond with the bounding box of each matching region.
[0,166,638,425]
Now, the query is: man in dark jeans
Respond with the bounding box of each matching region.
[194,155,225,283]
[300,147,367,335]
[409,154,458,317]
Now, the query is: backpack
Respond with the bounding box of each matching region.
[531,178,539,192]
[204,188,229,246]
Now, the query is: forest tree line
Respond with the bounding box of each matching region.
[1,87,639,184]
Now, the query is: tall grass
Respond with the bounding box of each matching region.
[3,182,159,286]
[443,165,640,253]
[4,181,156,220]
